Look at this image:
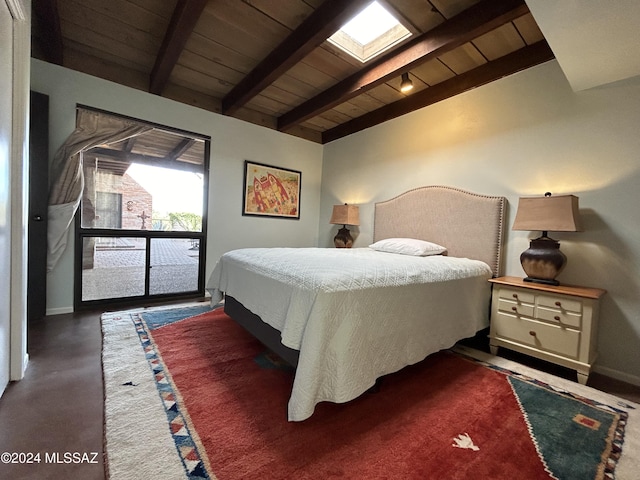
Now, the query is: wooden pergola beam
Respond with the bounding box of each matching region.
[321,41,555,143]
[221,0,372,116]
[90,147,202,174]
[123,137,137,153]
[149,0,208,95]
[32,0,64,65]
[278,0,528,131]
[168,138,196,161]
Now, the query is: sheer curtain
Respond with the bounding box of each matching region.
[47,109,151,272]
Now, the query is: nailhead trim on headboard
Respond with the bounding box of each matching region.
[373,186,506,277]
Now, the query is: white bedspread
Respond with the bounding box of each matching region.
[206,247,492,421]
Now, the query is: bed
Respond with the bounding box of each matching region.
[207,186,505,421]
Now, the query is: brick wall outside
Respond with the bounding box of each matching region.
[95,171,153,229]
[121,174,153,229]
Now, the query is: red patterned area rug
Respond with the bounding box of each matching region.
[101,304,639,480]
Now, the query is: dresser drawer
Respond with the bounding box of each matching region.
[537,294,582,313]
[497,299,534,317]
[492,313,580,358]
[498,287,535,304]
[536,306,582,329]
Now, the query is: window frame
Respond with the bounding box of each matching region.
[73,106,210,310]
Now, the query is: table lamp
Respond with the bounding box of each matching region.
[512,192,581,285]
[330,204,359,248]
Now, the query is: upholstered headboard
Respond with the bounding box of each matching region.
[373,186,506,277]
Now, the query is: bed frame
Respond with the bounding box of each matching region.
[224,186,506,366]
[225,294,301,366]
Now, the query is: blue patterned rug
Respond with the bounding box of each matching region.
[140,304,214,329]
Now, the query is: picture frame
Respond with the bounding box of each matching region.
[242,160,301,219]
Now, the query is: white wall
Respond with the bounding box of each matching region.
[30,58,640,384]
[30,59,324,314]
[321,60,640,385]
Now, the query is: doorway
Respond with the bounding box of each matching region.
[74,108,210,308]
[28,91,49,322]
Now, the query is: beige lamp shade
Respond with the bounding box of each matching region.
[512,194,581,232]
[330,204,360,226]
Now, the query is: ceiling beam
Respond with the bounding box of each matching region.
[321,40,555,144]
[278,0,529,131]
[149,0,208,95]
[221,0,372,116]
[32,0,64,65]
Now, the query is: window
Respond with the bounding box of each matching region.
[75,107,210,307]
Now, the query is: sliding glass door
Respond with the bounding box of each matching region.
[81,236,147,301]
[148,237,201,295]
[75,108,209,308]
[80,234,203,303]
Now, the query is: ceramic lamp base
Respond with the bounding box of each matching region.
[333,226,353,248]
[520,236,566,286]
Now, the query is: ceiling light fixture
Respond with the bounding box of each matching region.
[400,72,413,93]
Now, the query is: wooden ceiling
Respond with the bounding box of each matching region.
[31,0,554,144]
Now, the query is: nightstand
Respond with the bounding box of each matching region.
[488,276,606,385]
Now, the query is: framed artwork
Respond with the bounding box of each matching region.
[242,160,301,219]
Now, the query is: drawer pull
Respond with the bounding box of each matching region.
[511,307,518,312]
[554,316,561,321]
[512,293,518,299]
[529,331,536,337]
[555,301,562,307]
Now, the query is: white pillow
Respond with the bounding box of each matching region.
[369,238,447,256]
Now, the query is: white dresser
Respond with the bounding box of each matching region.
[488,276,606,385]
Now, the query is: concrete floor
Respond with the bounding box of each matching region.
[0,310,105,480]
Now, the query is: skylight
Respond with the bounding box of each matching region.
[328,1,412,63]
[341,2,399,44]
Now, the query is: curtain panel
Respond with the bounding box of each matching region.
[47,109,151,272]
